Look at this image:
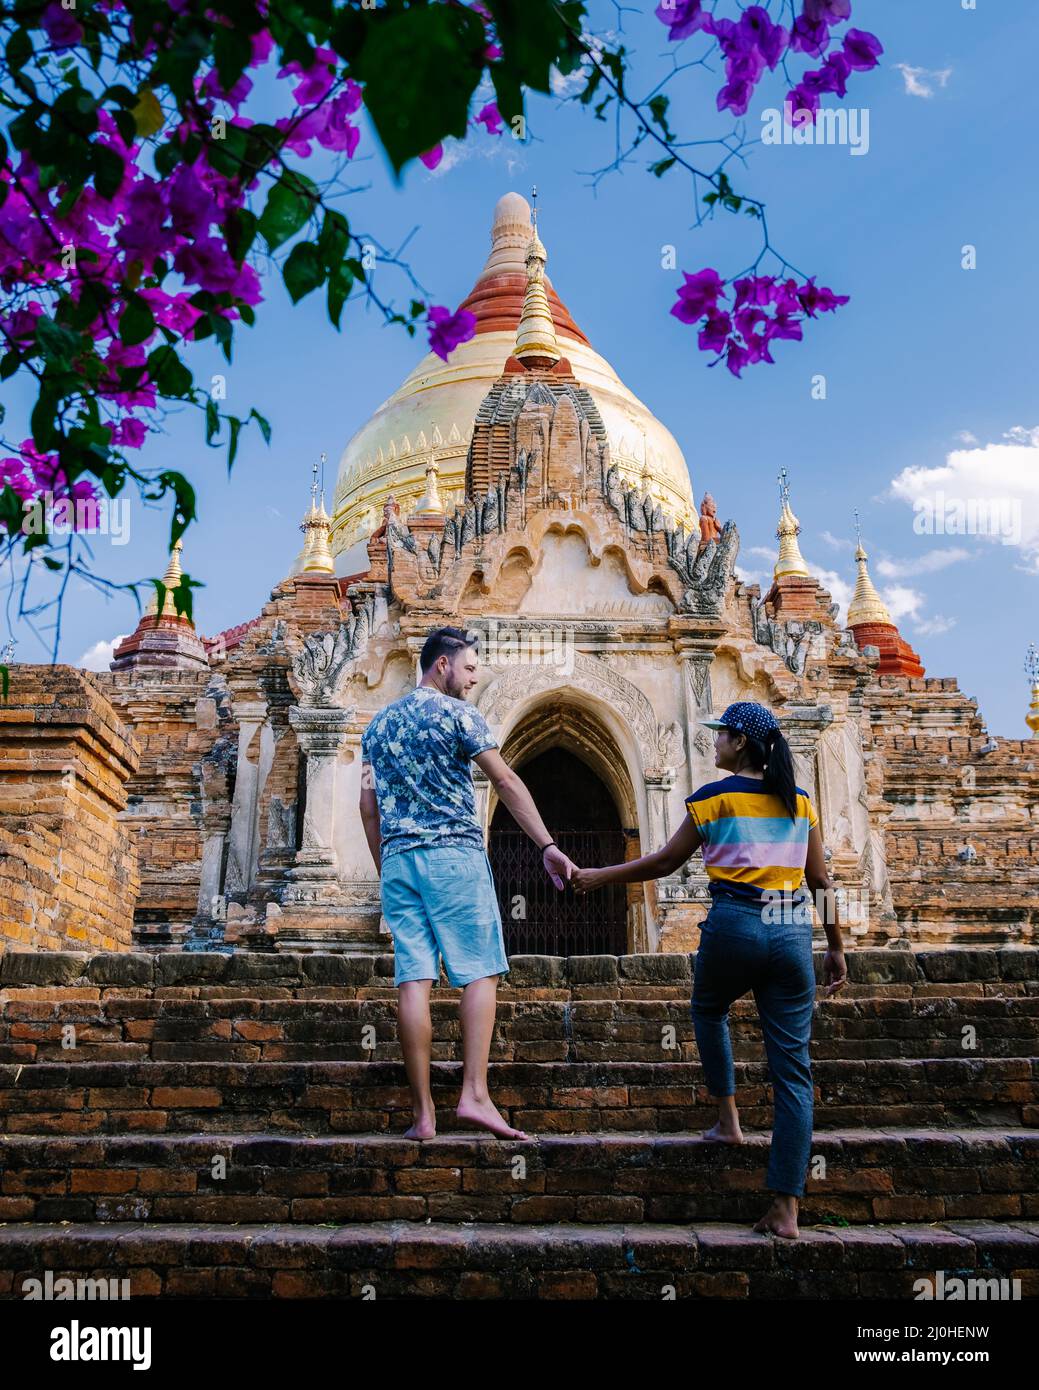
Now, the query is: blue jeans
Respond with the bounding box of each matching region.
[691,891,816,1197]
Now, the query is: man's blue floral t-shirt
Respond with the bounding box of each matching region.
[360,686,498,862]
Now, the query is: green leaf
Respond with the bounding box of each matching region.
[213,27,253,92]
[119,297,155,347]
[146,345,193,397]
[647,94,674,140]
[316,210,350,272]
[6,27,32,73]
[226,415,242,474]
[92,143,125,200]
[326,265,352,329]
[649,156,676,178]
[249,407,272,446]
[282,240,326,304]
[0,351,20,381]
[225,207,258,264]
[258,173,319,252]
[352,5,486,173]
[205,398,220,445]
[42,555,63,571]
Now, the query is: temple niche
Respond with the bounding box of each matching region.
[7,190,1035,957]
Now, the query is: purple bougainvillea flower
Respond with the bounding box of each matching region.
[803,0,852,25]
[738,7,789,70]
[111,418,148,449]
[797,279,851,315]
[40,2,84,50]
[785,84,820,123]
[114,180,171,259]
[655,0,708,42]
[427,305,477,361]
[810,51,852,97]
[167,165,216,239]
[843,28,883,70]
[279,46,338,106]
[474,102,503,136]
[419,145,444,170]
[671,268,725,324]
[768,312,804,343]
[697,309,732,354]
[790,15,829,56]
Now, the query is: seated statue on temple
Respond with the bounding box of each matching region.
[698,493,723,548]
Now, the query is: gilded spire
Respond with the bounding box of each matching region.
[145,538,186,618]
[294,455,335,575]
[1025,643,1039,738]
[773,468,809,579]
[847,512,893,626]
[513,186,560,364]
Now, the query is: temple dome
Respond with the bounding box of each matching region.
[330,192,697,575]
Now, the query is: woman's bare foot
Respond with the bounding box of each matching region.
[753,1196,800,1239]
[403,1111,436,1141]
[456,1097,530,1140]
[702,1120,744,1143]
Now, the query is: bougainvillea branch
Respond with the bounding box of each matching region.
[0,0,882,677]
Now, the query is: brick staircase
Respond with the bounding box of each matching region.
[1,948,1037,1299]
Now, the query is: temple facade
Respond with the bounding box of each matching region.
[2,193,1036,955]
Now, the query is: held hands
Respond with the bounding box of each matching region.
[822,948,848,997]
[542,843,577,891]
[571,865,605,895]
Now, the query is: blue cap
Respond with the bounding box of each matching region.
[701,701,781,742]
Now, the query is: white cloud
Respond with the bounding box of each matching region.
[77,636,128,671]
[820,530,854,552]
[954,430,978,446]
[894,63,952,98]
[915,614,957,637]
[882,584,924,623]
[874,547,971,579]
[889,425,1039,573]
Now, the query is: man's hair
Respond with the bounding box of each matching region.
[419,626,479,673]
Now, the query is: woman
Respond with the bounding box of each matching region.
[572,701,847,1239]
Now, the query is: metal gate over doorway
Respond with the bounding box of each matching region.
[488,747,631,957]
[489,829,629,957]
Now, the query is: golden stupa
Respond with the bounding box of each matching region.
[330,191,698,575]
[773,469,810,580]
[847,536,893,627]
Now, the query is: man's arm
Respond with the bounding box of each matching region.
[359,760,381,874]
[473,748,574,889]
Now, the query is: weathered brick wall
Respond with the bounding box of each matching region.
[0,665,139,951]
[868,676,1039,943]
[95,668,234,947]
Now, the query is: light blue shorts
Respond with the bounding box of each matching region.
[380,843,510,987]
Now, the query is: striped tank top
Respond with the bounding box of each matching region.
[684,774,819,902]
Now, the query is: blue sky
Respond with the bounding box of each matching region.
[5,0,1037,736]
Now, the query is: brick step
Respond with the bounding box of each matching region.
[2,948,1036,1001]
[3,995,1036,1065]
[1,1219,1037,1299]
[2,1059,1036,1134]
[1,1129,1035,1227]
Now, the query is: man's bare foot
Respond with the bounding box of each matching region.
[753,1197,800,1239]
[702,1121,744,1144]
[456,1097,530,1140]
[403,1113,436,1141]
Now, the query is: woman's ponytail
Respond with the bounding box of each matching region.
[761,729,798,821]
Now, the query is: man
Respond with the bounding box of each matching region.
[359,625,575,1141]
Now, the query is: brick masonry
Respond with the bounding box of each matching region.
[0,666,139,952]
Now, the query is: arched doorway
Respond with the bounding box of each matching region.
[489,746,631,956]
